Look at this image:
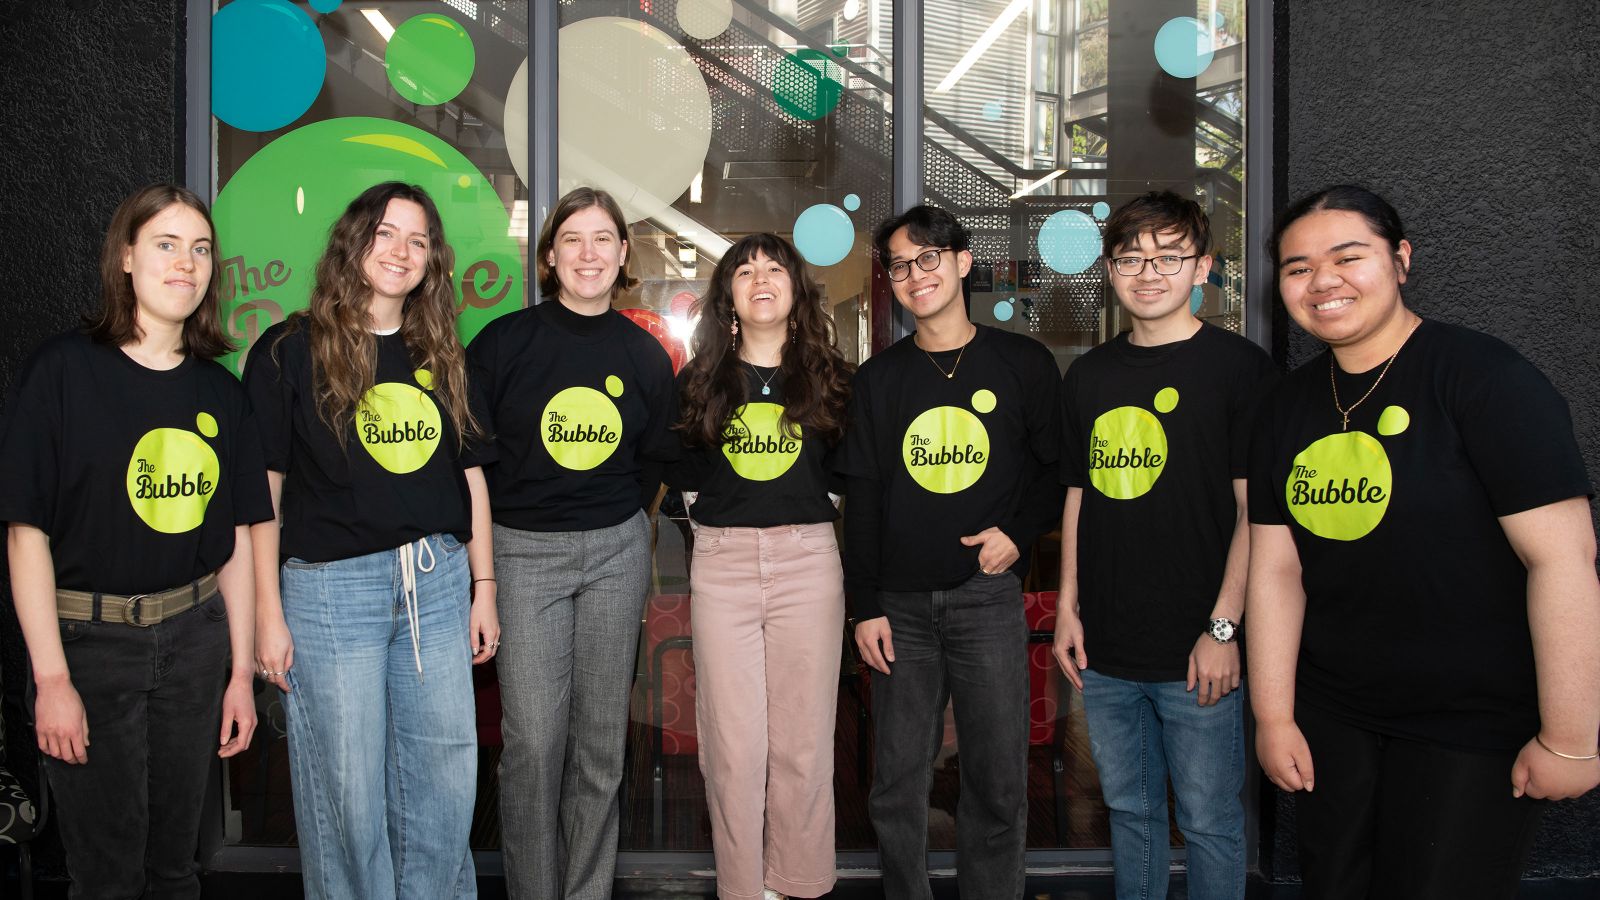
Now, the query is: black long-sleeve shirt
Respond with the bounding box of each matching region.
[835,325,1063,619]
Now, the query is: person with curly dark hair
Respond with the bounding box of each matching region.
[670,233,852,900]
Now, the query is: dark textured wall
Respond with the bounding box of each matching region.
[1266,0,1600,882]
[0,0,188,876]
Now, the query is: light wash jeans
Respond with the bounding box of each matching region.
[1079,668,1245,900]
[281,533,478,900]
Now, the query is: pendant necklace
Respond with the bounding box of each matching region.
[921,325,976,380]
[746,361,779,396]
[1331,316,1420,431]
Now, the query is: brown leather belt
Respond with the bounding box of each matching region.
[55,572,220,627]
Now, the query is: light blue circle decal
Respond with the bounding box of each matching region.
[843,193,861,211]
[1154,17,1215,79]
[793,203,854,267]
[1212,11,1226,29]
[213,0,327,133]
[994,299,1015,322]
[1092,201,1111,220]
[982,100,1003,121]
[1190,284,1204,314]
[1037,209,1101,275]
[310,0,342,12]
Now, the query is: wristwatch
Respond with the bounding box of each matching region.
[1208,617,1239,644]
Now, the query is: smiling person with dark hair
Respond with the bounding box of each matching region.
[3,184,271,898]
[1248,184,1600,900]
[838,205,1062,900]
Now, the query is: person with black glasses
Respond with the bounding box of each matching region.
[1054,191,1275,900]
[837,205,1062,900]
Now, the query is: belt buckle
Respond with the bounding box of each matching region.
[121,594,153,627]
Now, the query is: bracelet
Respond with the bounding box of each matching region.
[1535,734,1600,761]
[472,577,496,585]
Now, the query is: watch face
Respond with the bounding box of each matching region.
[1210,619,1236,642]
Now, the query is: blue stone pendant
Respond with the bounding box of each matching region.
[761,385,771,395]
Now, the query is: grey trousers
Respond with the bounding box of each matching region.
[493,511,653,900]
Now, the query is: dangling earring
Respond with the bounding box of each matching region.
[789,317,797,343]
[730,314,739,347]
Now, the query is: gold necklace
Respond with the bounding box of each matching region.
[920,325,975,380]
[1330,317,1420,431]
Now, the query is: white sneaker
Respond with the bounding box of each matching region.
[762,891,788,900]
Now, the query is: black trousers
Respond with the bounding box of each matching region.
[38,594,231,900]
[1294,703,1545,900]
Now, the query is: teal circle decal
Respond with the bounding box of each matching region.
[212,0,326,132]
[793,203,854,267]
[993,299,1014,322]
[843,193,862,211]
[1154,17,1215,79]
[213,117,523,376]
[386,13,476,105]
[982,100,1003,121]
[1093,201,1111,220]
[1037,209,1101,275]
[310,0,342,11]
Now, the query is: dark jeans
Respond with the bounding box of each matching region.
[1295,703,1545,900]
[868,571,1028,900]
[37,594,231,900]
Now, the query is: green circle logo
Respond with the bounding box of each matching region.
[1088,389,1175,500]
[541,383,624,471]
[722,402,801,481]
[1286,431,1393,541]
[902,405,991,494]
[357,375,443,474]
[126,424,221,534]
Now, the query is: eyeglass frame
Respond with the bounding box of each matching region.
[1109,254,1203,277]
[884,247,958,282]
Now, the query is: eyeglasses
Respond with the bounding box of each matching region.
[885,248,955,282]
[1111,254,1201,277]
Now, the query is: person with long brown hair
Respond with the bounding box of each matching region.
[0,183,270,896]
[467,186,678,899]
[669,233,851,900]
[245,181,499,899]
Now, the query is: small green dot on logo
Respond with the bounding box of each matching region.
[1154,387,1179,414]
[605,375,624,398]
[1377,405,1410,436]
[971,389,997,414]
[414,368,434,391]
[195,412,219,438]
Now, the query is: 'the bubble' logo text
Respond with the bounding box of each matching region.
[542,376,626,471]
[357,369,443,474]
[723,402,801,481]
[902,390,996,494]
[1089,387,1178,500]
[1286,405,1410,541]
[126,412,222,534]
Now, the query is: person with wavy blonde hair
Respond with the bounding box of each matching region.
[246,182,500,899]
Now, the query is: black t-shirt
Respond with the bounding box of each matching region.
[0,331,273,594]
[467,301,679,532]
[243,321,491,563]
[666,365,840,528]
[837,325,1063,619]
[1063,324,1276,681]
[1248,320,1591,751]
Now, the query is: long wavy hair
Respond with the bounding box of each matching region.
[88,184,233,359]
[678,233,852,448]
[276,182,480,447]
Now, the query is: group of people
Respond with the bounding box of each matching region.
[0,178,1593,900]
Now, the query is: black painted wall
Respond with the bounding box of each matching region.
[0,0,189,877]
[1266,0,1600,882]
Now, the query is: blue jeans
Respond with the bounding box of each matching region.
[280,533,477,900]
[1079,669,1244,900]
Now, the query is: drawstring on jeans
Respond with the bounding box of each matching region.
[398,537,436,678]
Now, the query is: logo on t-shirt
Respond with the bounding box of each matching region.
[357,368,443,474]
[902,390,996,494]
[542,375,625,471]
[1286,405,1410,541]
[1089,387,1178,500]
[126,412,221,534]
[722,402,801,481]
